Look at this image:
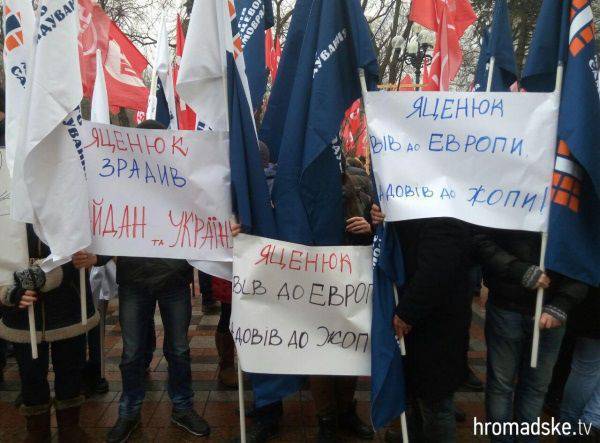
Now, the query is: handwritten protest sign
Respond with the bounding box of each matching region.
[231,234,372,376]
[0,148,28,285]
[81,121,234,261]
[366,92,559,232]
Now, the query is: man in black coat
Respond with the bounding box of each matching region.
[372,205,473,443]
[473,228,587,441]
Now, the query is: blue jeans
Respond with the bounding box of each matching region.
[485,303,565,442]
[561,337,600,430]
[118,284,193,418]
[416,395,456,443]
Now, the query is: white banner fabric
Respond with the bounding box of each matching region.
[81,121,234,261]
[231,234,373,376]
[366,91,559,232]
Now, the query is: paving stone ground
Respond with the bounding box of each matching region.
[0,291,552,442]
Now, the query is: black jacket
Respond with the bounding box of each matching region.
[473,228,587,319]
[113,257,193,290]
[568,286,600,339]
[394,218,473,401]
[0,226,98,343]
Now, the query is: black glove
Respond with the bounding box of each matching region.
[14,266,46,291]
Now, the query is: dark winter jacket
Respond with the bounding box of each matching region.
[394,218,473,401]
[114,257,193,290]
[568,286,600,339]
[473,228,587,320]
[0,226,98,343]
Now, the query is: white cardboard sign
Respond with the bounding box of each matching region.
[81,121,234,261]
[0,148,29,285]
[231,234,373,376]
[366,91,559,232]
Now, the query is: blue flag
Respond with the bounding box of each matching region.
[271,0,379,246]
[155,78,172,128]
[473,0,517,92]
[228,6,304,409]
[259,0,313,163]
[235,0,274,110]
[228,52,277,237]
[371,224,406,429]
[522,0,600,286]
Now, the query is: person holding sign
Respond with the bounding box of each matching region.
[309,168,375,442]
[473,228,587,436]
[372,205,473,442]
[0,225,100,442]
[106,120,210,443]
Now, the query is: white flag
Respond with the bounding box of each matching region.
[176,0,229,131]
[2,0,35,174]
[11,0,91,261]
[91,49,110,124]
[154,16,178,129]
[0,148,28,286]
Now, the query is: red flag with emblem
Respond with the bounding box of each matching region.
[410,0,476,90]
[78,0,110,98]
[174,15,197,130]
[78,0,148,112]
[104,22,149,112]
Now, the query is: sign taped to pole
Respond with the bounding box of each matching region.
[366,91,559,232]
[231,234,372,376]
[0,148,28,285]
[81,121,234,261]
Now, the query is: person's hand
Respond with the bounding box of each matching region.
[393,315,412,339]
[371,204,385,226]
[539,312,562,329]
[535,273,551,290]
[346,217,372,235]
[72,251,98,270]
[231,222,242,237]
[18,290,38,310]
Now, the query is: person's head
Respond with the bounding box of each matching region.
[137,119,166,130]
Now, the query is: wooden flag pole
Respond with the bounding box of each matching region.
[359,68,409,443]
[531,62,564,368]
[28,305,38,359]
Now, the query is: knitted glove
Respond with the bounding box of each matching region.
[542,305,567,323]
[14,266,46,291]
[522,265,544,290]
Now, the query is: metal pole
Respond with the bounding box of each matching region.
[237,359,247,443]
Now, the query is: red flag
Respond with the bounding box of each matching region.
[399,74,415,91]
[78,0,110,98]
[341,99,368,158]
[78,0,149,112]
[174,15,197,130]
[265,29,282,82]
[104,22,149,112]
[410,0,476,90]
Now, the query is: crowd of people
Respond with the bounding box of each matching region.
[0,94,598,443]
